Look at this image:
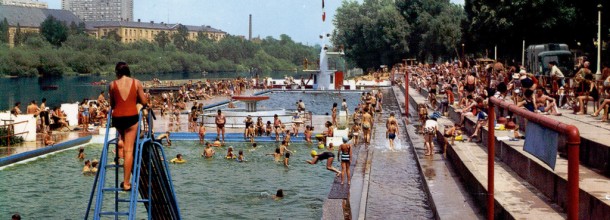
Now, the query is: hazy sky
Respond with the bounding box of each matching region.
[46,0,465,45]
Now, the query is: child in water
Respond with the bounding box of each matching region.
[237,150,246,162]
[170,154,186,164]
[91,160,99,173]
[226,147,236,159]
[249,143,258,152]
[77,147,85,160]
[198,123,206,144]
[272,189,284,200]
[82,160,92,174]
[202,142,215,158]
[304,125,312,143]
[266,148,282,162]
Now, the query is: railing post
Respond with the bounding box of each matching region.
[487,101,495,220]
[405,72,409,116]
[566,125,580,220]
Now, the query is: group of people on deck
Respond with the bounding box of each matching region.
[406,58,610,156]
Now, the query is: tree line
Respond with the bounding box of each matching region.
[333,0,609,69]
[0,16,319,77]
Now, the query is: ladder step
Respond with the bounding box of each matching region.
[102,187,126,192]
[99,211,129,216]
[105,164,123,169]
[118,198,149,203]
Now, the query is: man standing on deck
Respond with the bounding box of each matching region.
[215,109,226,143]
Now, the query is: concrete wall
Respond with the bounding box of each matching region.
[0,112,37,141]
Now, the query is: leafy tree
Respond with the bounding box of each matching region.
[0,18,9,43]
[68,21,86,35]
[332,0,411,69]
[461,0,609,59]
[40,16,69,46]
[103,29,122,42]
[155,31,170,49]
[172,24,189,50]
[13,23,23,46]
[104,29,122,42]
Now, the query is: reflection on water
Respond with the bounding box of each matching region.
[0,141,335,219]
[0,71,306,110]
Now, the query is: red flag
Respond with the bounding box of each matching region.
[322,0,325,8]
[322,11,326,22]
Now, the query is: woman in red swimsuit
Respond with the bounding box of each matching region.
[109,62,148,191]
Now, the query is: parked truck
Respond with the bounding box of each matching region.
[526,43,574,77]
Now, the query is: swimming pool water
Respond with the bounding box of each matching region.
[222,91,363,115]
[0,141,335,219]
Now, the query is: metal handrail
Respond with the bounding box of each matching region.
[487,97,580,220]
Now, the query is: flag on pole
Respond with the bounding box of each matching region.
[322,11,326,22]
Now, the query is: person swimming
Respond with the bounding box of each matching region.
[237,150,246,162]
[272,189,284,200]
[249,143,258,152]
[212,138,222,147]
[90,160,99,173]
[82,160,92,174]
[266,148,282,162]
[307,150,341,176]
[77,147,85,160]
[170,154,186,164]
[202,142,215,158]
[226,147,236,159]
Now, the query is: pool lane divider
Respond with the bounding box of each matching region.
[156,132,308,143]
[0,135,92,167]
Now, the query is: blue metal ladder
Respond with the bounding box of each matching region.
[85,108,181,219]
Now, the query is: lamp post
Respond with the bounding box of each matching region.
[596,4,603,75]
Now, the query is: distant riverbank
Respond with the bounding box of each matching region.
[0,34,319,77]
[0,71,309,110]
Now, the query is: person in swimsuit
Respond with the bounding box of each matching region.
[109,62,148,191]
[464,72,476,95]
[576,74,599,115]
[386,120,398,151]
[350,123,361,145]
[304,125,313,143]
[244,115,254,138]
[361,108,373,144]
[338,138,352,185]
[226,147,236,159]
[273,114,282,141]
[156,131,172,146]
[198,123,206,144]
[517,89,536,112]
[266,148,282,162]
[202,142,215,158]
[215,109,226,143]
[307,151,341,176]
[81,99,90,131]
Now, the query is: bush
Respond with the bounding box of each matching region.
[0,127,24,146]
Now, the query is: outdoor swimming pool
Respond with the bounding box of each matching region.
[218,91,364,115]
[0,141,334,219]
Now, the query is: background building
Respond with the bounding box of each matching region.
[0,5,81,46]
[86,20,227,43]
[0,0,48,8]
[61,0,133,22]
